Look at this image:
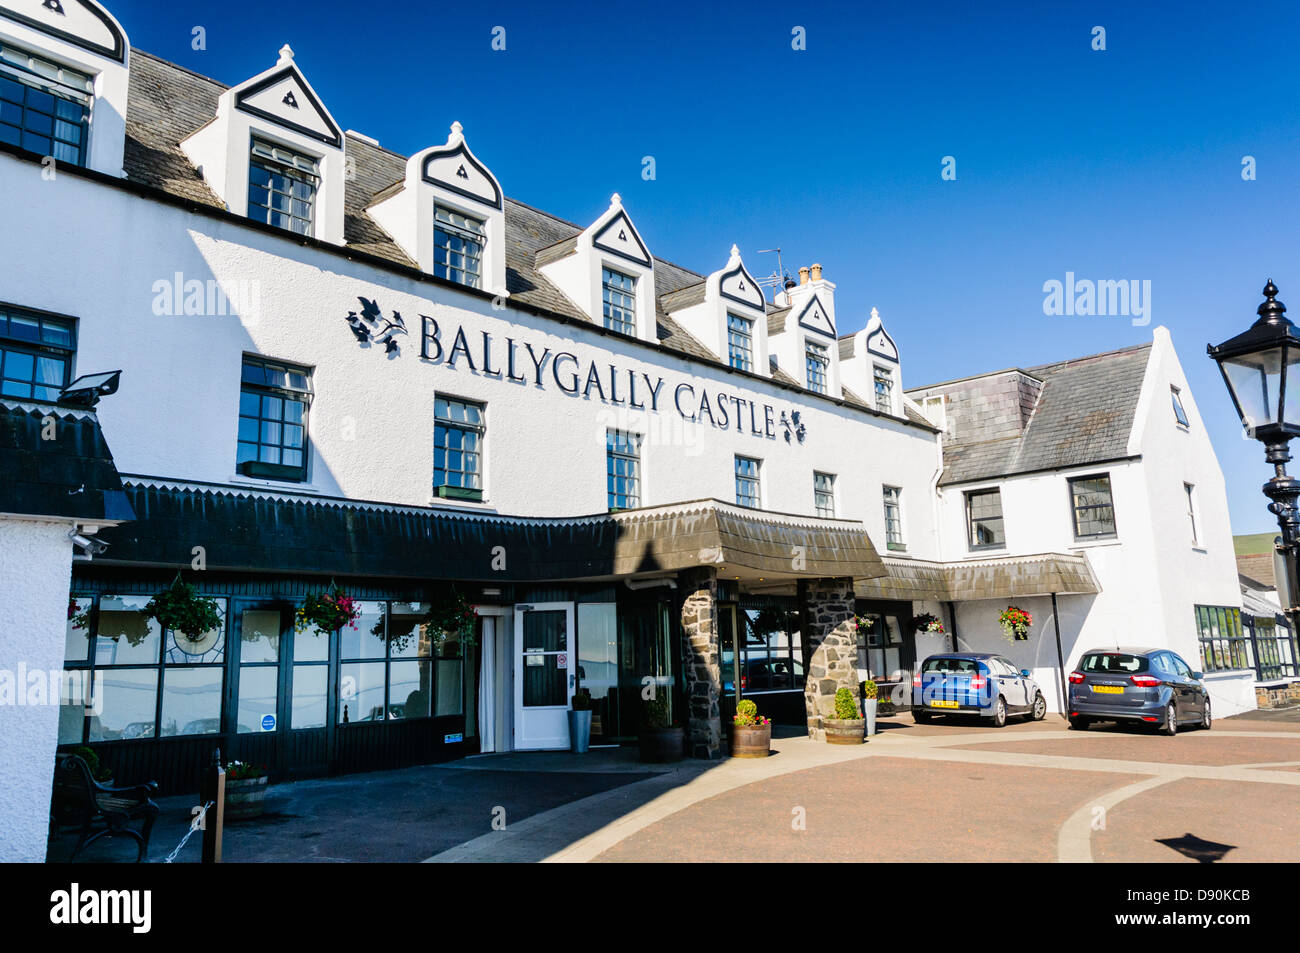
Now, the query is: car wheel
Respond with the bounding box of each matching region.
[1068,715,1089,731]
[1200,698,1212,730]
[1031,693,1047,721]
[1161,702,1178,737]
[992,696,1007,728]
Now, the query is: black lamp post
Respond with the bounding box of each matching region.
[1208,280,1300,634]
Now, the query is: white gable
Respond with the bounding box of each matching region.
[718,258,764,312]
[796,293,835,337]
[235,64,342,147]
[592,209,650,266]
[866,325,898,362]
[0,0,126,62]
[421,135,502,211]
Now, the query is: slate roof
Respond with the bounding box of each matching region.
[907,342,1152,486]
[0,403,134,522]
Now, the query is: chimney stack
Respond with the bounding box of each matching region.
[810,263,823,282]
[798,266,810,286]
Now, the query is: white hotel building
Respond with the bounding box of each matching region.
[0,0,1249,860]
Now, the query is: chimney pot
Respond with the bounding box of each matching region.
[798,266,810,286]
[810,263,823,282]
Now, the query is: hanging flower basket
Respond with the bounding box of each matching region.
[912,612,945,635]
[296,583,361,637]
[999,605,1033,642]
[427,591,479,648]
[143,574,222,642]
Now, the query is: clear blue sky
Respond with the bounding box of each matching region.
[113,0,1300,535]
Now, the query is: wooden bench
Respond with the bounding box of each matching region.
[50,755,159,862]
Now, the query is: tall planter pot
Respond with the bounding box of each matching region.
[730,722,771,758]
[568,710,592,753]
[224,775,268,820]
[638,727,685,763]
[862,698,878,737]
[823,718,866,745]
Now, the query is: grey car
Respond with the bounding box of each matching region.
[1067,647,1211,735]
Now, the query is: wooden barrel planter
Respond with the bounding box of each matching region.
[638,726,685,763]
[823,718,865,745]
[731,722,771,758]
[224,775,268,820]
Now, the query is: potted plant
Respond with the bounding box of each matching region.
[143,573,222,642]
[999,605,1033,642]
[638,693,684,763]
[730,698,771,758]
[823,687,865,745]
[569,689,593,753]
[861,679,879,736]
[223,761,269,820]
[911,612,945,635]
[295,583,361,637]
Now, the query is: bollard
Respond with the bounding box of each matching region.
[200,748,225,863]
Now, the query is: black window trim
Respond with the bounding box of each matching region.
[237,353,313,483]
[964,486,1006,552]
[0,300,77,403]
[1066,471,1118,541]
[433,392,486,502]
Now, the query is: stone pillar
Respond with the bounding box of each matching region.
[678,567,722,759]
[799,577,859,739]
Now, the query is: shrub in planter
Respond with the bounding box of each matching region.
[731,699,771,758]
[639,693,684,763]
[223,761,269,821]
[861,680,880,736]
[824,686,865,745]
[144,574,222,642]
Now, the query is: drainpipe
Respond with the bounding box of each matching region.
[1051,592,1068,716]
[943,600,959,653]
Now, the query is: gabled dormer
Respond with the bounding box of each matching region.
[367,121,508,297]
[841,307,903,416]
[769,263,841,398]
[0,0,131,176]
[180,45,345,243]
[665,244,768,374]
[535,194,656,341]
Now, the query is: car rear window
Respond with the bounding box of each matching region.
[922,657,980,674]
[1080,653,1149,674]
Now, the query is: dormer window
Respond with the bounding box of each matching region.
[601,267,637,335]
[874,365,894,413]
[248,137,318,235]
[434,206,485,289]
[727,313,754,371]
[806,340,829,394]
[0,43,92,165]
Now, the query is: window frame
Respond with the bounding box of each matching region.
[1195,605,1252,673]
[873,365,894,414]
[805,339,829,394]
[0,302,75,403]
[726,312,754,372]
[237,355,313,483]
[247,136,320,236]
[882,484,905,551]
[813,471,836,518]
[1066,472,1117,541]
[735,455,762,509]
[1171,386,1190,428]
[433,203,486,289]
[606,428,643,511]
[965,487,1006,551]
[0,42,92,166]
[433,394,486,501]
[601,266,638,336]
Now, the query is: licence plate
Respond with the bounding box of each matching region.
[929,700,959,708]
[1093,685,1124,695]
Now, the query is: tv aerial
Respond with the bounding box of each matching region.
[756,248,795,294]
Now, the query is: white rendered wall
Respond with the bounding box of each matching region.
[0,153,941,550]
[0,517,73,862]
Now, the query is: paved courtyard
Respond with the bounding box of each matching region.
[51,710,1300,863]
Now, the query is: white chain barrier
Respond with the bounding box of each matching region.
[162,800,214,864]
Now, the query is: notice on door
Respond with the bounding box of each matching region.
[557,653,567,667]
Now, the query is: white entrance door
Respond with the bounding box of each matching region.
[513,603,574,750]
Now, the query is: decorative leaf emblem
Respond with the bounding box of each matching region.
[345,297,408,354]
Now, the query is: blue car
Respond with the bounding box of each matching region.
[912,653,1047,727]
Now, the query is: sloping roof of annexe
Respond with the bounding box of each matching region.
[94,482,887,583]
[856,552,1101,602]
[120,51,933,429]
[0,402,133,522]
[907,342,1152,486]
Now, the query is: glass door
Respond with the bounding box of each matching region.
[616,599,676,737]
[513,604,573,749]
